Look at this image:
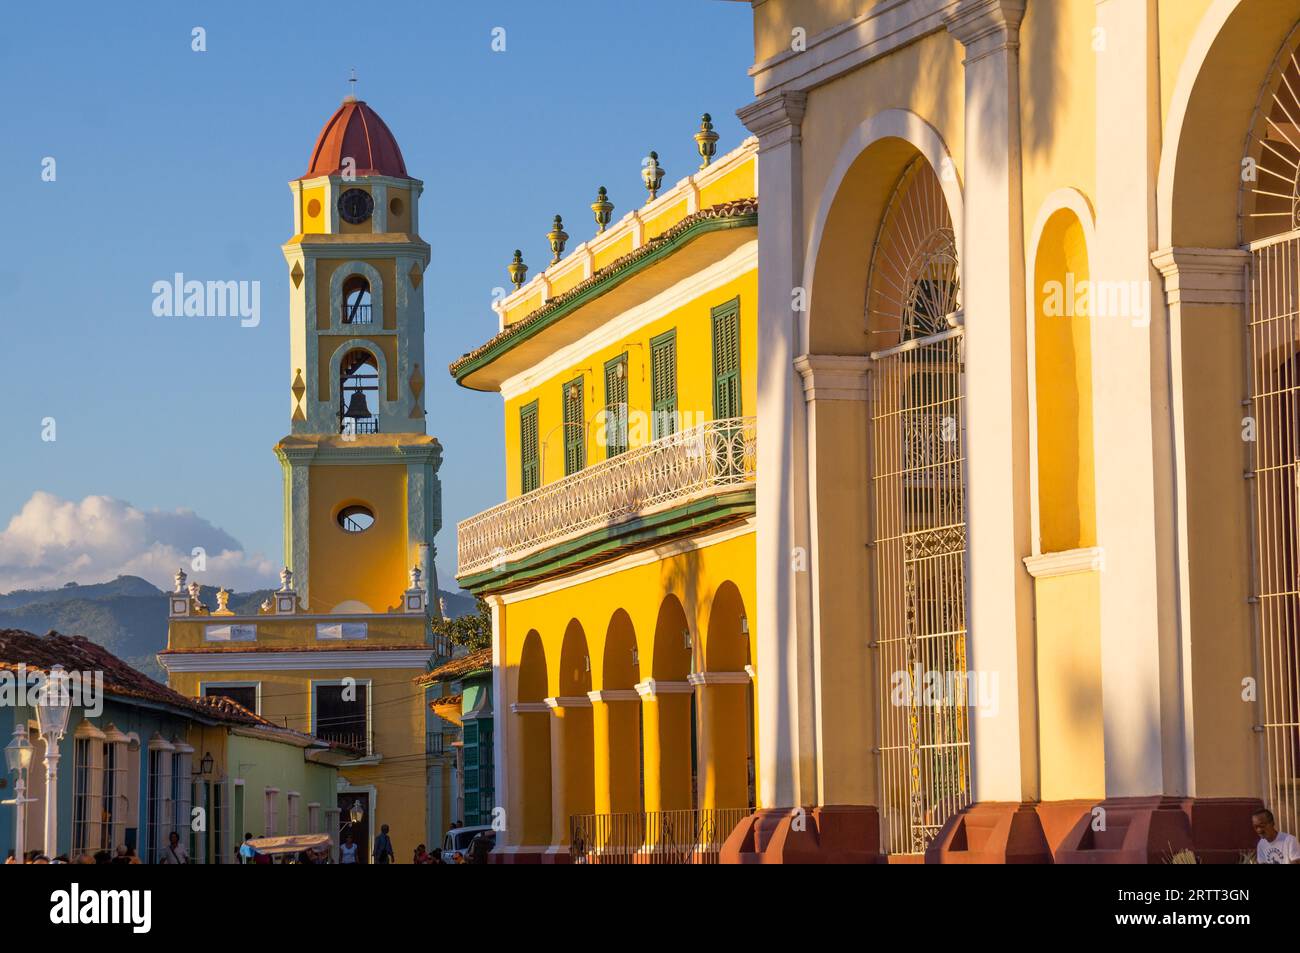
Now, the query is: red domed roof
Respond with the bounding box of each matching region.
[302,98,409,179]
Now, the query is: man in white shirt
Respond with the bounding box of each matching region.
[1253,808,1300,864]
[159,831,189,864]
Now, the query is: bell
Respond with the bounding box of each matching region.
[343,390,372,419]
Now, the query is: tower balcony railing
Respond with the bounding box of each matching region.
[457,416,756,578]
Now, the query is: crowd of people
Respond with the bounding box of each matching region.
[6,819,499,864]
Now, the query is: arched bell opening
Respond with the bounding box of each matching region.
[338,348,380,435]
[341,274,373,325]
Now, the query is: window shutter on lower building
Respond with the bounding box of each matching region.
[604,354,629,457]
[563,378,585,475]
[651,330,678,439]
[712,298,741,420]
[519,401,539,493]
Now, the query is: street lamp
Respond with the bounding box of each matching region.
[349,799,364,826]
[3,725,35,861]
[35,665,73,857]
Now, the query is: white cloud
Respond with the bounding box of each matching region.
[0,491,278,594]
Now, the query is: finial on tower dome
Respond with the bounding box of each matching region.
[345,67,358,103]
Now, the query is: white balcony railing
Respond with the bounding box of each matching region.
[457,416,756,577]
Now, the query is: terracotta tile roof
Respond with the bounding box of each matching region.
[0,628,252,725]
[449,199,759,379]
[190,694,277,728]
[414,646,492,686]
[430,693,463,709]
[0,629,351,752]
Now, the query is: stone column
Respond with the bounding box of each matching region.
[1092,0,1177,798]
[544,695,594,857]
[944,0,1036,807]
[736,89,816,812]
[588,689,642,815]
[690,672,752,811]
[635,679,694,813]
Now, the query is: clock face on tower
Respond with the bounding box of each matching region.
[337,188,374,225]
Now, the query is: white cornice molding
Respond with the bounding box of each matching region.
[1023,546,1105,579]
[509,701,550,714]
[686,671,751,686]
[544,695,593,710]
[634,679,694,698]
[748,0,958,96]
[1150,246,1250,307]
[497,518,756,604]
[587,689,641,703]
[944,0,1025,64]
[737,91,807,147]
[499,240,759,401]
[794,354,874,402]
[158,649,434,673]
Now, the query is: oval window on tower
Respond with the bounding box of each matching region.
[337,504,375,533]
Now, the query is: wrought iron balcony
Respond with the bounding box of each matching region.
[457,416,756,578]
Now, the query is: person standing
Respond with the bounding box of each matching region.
[373,823,395,864]
[340,833,359,865]
[160,831,189,865]
[1253,808,1300,864]
[239,832,257,865]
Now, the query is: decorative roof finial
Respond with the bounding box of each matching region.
[547,215,569,264]
[694,113,719,169]
[591,186,614,233]
[174,567,188,593]
[642,151,665,203]
[279,566,294,592]
[345,67,358,103]
[508,249,528,289]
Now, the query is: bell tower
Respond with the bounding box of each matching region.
[276,94,441,614]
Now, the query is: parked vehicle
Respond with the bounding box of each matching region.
[442,825,494,862]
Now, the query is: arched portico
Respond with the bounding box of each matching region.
[548,620,595,852]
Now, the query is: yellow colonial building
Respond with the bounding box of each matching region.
[161,95,449,862]
[462,0,1300,864]
[717,0,1300,863]
[453,134,760,861]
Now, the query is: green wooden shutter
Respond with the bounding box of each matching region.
[651,330,678,439]
[563,377,585,475]
[519,401,539,493]
[711,297,741,420]
[604,354,629,458]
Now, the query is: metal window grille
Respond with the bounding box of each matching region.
[72,737,102,856]
[1248,229,1300,841]
[868,156,970,856]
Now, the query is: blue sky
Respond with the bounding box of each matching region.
[0,0,755,594]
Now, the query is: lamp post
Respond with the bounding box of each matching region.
[35,665,73,857]
[4,725,35,860]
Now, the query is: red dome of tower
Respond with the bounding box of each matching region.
[302,98,409,179]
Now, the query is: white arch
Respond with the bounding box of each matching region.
[1156,0,1245,248]
[800,108,964,354]
[328,260,385,331]
[1023,188,1099,557]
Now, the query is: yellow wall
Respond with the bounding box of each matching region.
[502,269,757,497]
[170,662,431,858]
[1034,571,1105,801]
[498,529,757,846]
[308,463,410,613]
